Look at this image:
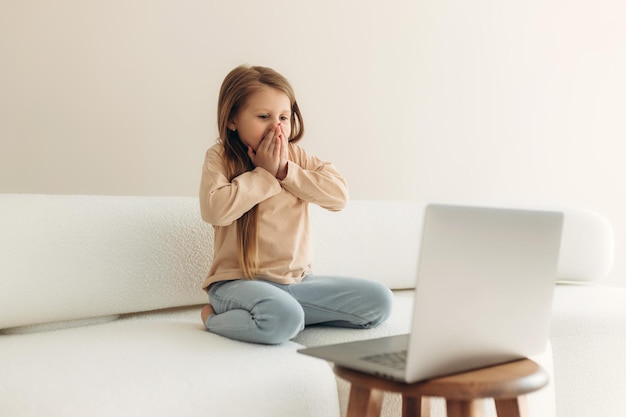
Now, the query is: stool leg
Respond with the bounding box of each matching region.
[446,399,485,417]
[402,396,431,417]
[347,385,383,417]
[494,396,528,417]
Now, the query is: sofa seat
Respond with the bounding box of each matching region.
[550,283,626,417]
[0,290,554,417]
[0,310,341,417]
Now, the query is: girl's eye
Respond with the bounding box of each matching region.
[257,114,290,122]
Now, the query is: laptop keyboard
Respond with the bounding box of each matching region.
[360,350,407,370]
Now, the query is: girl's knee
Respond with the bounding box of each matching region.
[367,282,394,327]
[253,296,305,344]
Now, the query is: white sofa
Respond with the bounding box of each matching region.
[1,194,625,417]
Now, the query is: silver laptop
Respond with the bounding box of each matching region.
[299,204,563,383]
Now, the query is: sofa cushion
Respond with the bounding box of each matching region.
[0,194,212,330]
[0,311,341,417]
[557,208,614,283]
[550,284,626,417]
[309,201,422,290]
[310,200,615,287]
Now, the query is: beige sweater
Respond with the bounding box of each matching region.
[199,143,348,290]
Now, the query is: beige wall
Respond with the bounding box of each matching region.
[1,0,625,284]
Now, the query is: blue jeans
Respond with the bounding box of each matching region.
[205,275,394,345]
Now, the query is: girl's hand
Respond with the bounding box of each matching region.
[247,124,283,177]
[275,125,288,180]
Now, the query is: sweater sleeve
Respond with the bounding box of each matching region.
[280,144,349,211]
[199,145,282,226]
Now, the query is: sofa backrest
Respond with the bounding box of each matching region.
[0,194,212,331]
[310,200,615,288]
[0,194,614,331]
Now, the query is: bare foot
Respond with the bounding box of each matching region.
[201,304,215,325]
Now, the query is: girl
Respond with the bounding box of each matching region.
[199,65,393,344]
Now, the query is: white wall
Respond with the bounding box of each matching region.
[1,0,624,284]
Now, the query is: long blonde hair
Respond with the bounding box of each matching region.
[217,65,304,278]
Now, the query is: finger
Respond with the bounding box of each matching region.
[277,128,285,146]
[258,127,273,149]
[247,146,256,162]
[275,135,283,157]
[282,135,288,156]
[266,135,277,152]
[279,137,288,159]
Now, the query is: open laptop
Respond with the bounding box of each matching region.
[298,204,563,383]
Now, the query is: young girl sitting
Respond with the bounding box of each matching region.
[199,65,393,344]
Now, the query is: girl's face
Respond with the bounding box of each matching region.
[228,86,292,151]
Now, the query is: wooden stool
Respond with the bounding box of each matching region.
[334,358,548,417]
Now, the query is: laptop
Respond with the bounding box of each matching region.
[298,204,563,383]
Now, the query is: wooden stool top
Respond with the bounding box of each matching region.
[334,358,548,401]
